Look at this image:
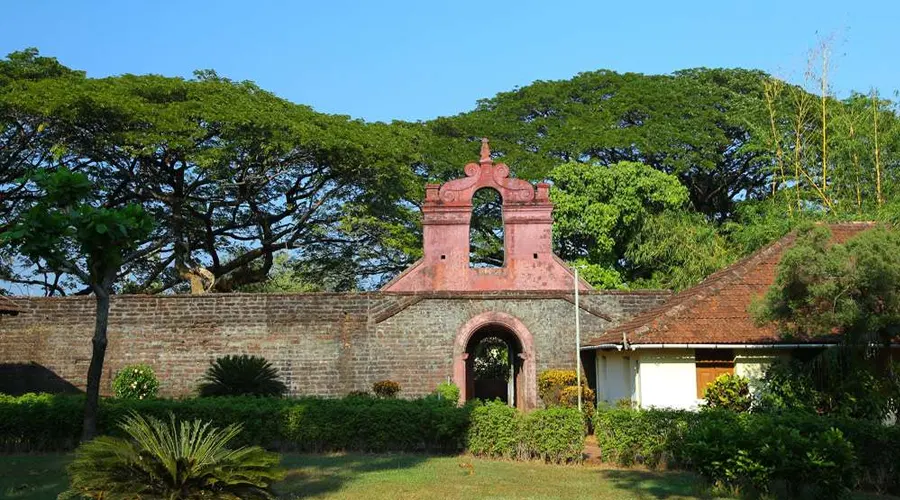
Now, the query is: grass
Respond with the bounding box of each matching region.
[1,453,711,499]
[2,453,897,500]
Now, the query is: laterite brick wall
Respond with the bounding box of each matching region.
[0,291,669,398]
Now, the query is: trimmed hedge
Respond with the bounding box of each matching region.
[466,400,584,464]
[593,407,900,496]
[0,393,468,453]
[594,407,691,469]
[1,394,584,465]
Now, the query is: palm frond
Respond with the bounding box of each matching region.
[62,411,284,499]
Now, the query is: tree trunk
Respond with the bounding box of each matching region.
[81,289,110,441]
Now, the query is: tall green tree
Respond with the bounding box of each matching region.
[1,168,154,439]
[419,68,776,220]
[549,161,689,287]
[0,50,422,294]
[0,49,86,293]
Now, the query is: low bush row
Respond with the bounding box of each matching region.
[0,393,583,463]
[594,407,900,497]
[466,400,584,464]
[0,393,469,453]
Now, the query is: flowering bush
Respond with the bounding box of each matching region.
[112,364,159,400]
[372,380,400,398]
[537,369,578,406]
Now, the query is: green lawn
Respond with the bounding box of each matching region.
[1,453,712,500]
[2,453,896,500]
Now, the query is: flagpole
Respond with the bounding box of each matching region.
[575,267,582,413]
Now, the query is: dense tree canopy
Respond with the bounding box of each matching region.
[2,49,899,294]
[0,50,422,294]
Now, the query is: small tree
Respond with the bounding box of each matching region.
[753,225,900,418]
[1,168,153,439]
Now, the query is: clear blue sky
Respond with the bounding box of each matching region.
[0,1,897,122]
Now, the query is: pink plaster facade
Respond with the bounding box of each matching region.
[383,139,590,292]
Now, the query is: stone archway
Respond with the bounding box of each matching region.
[453,311,536,410]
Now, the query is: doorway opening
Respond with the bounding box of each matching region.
[464,324,523,407]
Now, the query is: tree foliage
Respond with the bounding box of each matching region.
[0,50,421,294]
[1,167,154,439]
[3,49,900,294]
[550,161,691,287]
[753,225,900,419]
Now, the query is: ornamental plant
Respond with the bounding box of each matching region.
[61,412,283,499]
[703,373,751,412]
[199,355,287,398]
[372,380,400,398]
[537,369,578,406]
[434,381,460,403]
[111,364,159,400]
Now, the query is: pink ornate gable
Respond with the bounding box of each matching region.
[383,139,590,292]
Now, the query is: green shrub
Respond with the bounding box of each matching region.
[372,380,401,398]
[702,373,750,412]
[198,355,287,398]
[521,407,584,463]
[755,358,896,421]
[466,400,520,458]
[61,412,283,499]
[0,393,84,452]
[467,401,584,464]
[434,381,460,403]
[111,364,159,400]
[833,417,900,494]
[594,407,875,497]
[560,385,596,431]
[593,408,692,468]
[682,410,856,498]
[0,393,470,454]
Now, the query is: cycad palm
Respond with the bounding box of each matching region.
[61,412,284,499]
[199,355,287,397]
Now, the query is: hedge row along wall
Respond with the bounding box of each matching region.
[0,393,585,464]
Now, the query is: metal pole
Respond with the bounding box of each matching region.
[574,267,582,413]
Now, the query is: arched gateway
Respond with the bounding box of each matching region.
[454,312,537,409]
[383,139,590,407]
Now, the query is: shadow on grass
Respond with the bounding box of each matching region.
[276,453,429,498]
[600,468,714,499]
[0,454,71,500]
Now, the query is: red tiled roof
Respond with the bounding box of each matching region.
[584,222,879,347]
[0,295,21,315]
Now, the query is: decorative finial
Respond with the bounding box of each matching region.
[480,137,491,164]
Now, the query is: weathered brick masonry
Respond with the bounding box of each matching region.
[0,290,669,398]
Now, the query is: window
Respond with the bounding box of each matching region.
[695,349,734,398]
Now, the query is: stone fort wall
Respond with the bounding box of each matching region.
[0,291,669,398]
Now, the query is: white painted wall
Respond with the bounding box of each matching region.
[595,351,635,405]
[735,349,790,394]
[593,348,796,410]
[636,349,699,409]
